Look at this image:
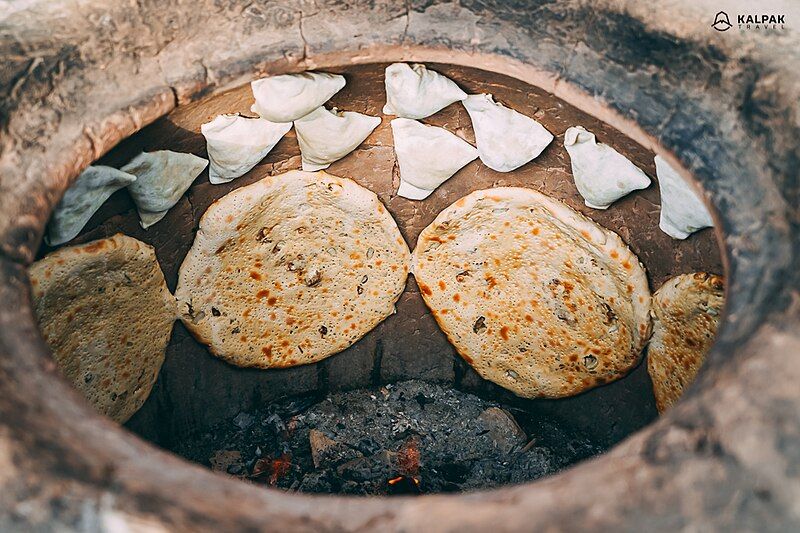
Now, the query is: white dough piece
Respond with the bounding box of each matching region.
[294,107,381,171]
[564,126,651,209]
[201,114,291,184]
[655,155,714,239]
[46,166,137,246]
[462,94,554,172]
[122,150,208,229]
[250,72,345,123]
[383,63,467,119]
[391,118,478,200]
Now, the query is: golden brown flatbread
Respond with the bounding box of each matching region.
[175,170,410,368]
[29,234,176,422]
[411,187,651,398]
[647,272,725,413]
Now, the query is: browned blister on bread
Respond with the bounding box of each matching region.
[29,234,177,422]
[175,170,410,368]
[647,272,724,413]
[412,187,651,398]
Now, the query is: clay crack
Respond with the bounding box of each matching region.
[298,10,310,64]
[401,1,411,44]
[185,191,201,234]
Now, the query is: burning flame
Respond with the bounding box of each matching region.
[387,475,422,495]
[388,476,420,486]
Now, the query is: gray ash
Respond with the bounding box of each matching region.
[170,380,601,495]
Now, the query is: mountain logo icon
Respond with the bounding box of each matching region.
[712,11,733,31]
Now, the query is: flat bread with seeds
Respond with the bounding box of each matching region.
[175,170,410,368]
[412,187,651,398]
[29,234,176,423]
[647,272,724,413]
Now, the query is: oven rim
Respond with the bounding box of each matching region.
[0,2,797,530]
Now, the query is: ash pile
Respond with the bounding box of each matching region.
[172,380,599,495]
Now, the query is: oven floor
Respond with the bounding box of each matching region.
[169,380,602,495]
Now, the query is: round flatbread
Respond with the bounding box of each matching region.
[29,234,176,423]
[175,170,410,368]
[411,187,651,398]
[647,272,724,413]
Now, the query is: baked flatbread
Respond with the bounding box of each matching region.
[175,170,410,368]
[412,187,651,398]
[29,234,176,422]
[647,272,724,413]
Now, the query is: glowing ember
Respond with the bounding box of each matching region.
[397,435,421,477]
[174,381,591,495]
[250,453,292,485]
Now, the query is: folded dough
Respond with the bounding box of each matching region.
[201,114,292,184]
[655,155,714,239]
[122,150,208,229]
[294,106,381,171]
[564,126,651,209]
[391,118,478,200]
[46,166,137,246]
[383,63,467,119]
[462,94,553,172]
[250,72,346,123]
